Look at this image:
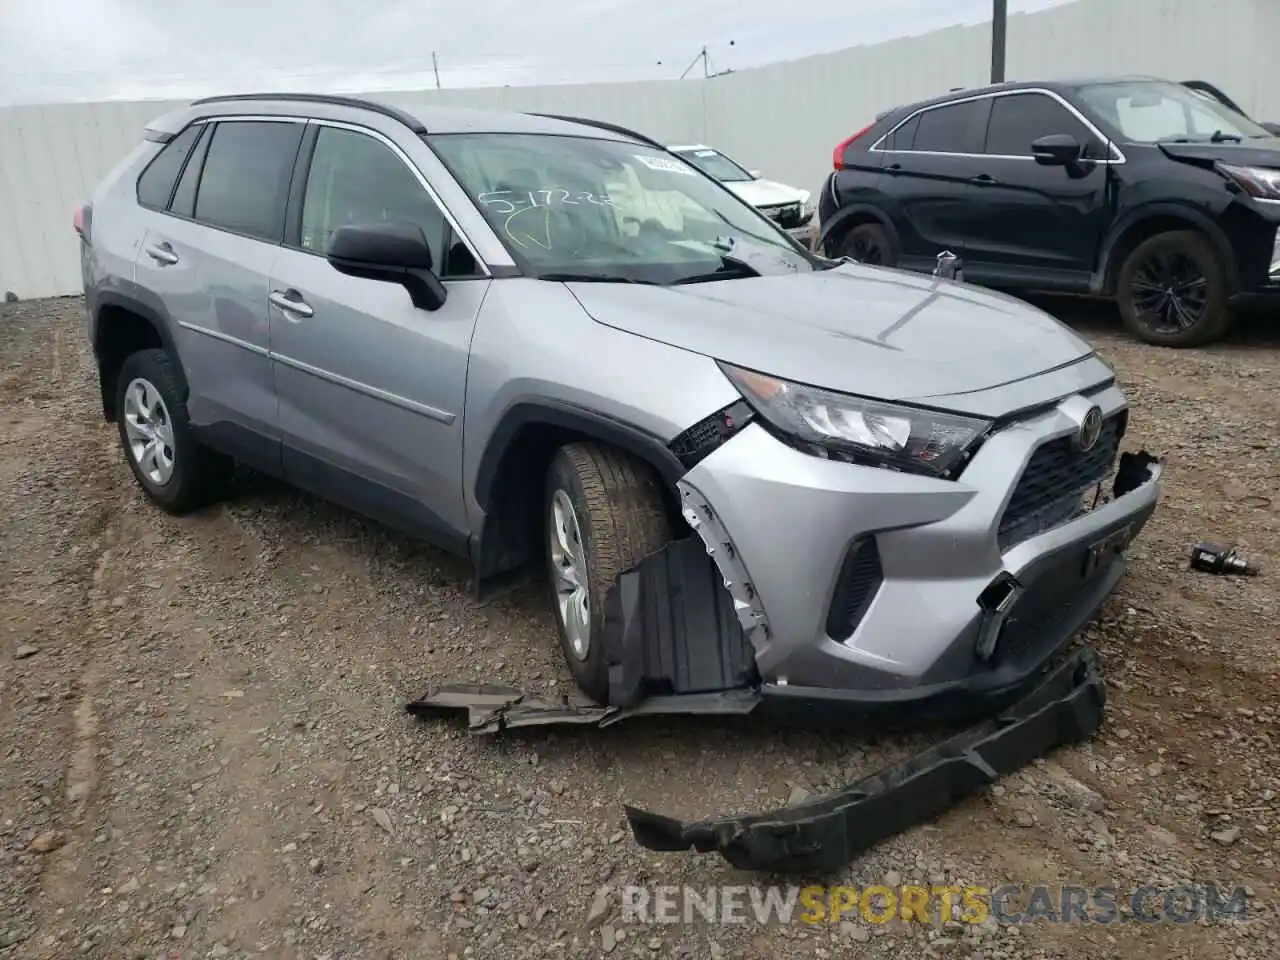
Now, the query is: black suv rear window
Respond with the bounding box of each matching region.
[136,124,202,210]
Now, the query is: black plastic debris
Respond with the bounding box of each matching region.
[406,683,765,733]
[623,646,1106,874]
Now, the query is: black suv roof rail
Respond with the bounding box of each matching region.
[189,92,428,134]
[526,113,666,150]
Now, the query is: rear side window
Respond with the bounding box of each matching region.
[880,114,920,151]
[911,98,992,154]
[984,93,1098,156]
[193,120,305,242]
[169,124,211,218]
[136,124,203,210]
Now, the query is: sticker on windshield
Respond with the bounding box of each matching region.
[634,154,697,175]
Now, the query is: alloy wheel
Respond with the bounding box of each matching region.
[549,489,591,660]
[1129,251,1210,333]
[122,377,177,486]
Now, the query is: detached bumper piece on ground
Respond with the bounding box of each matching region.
[625,646,1105,874]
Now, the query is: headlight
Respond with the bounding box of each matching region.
[720,362,992,478]
[1218,163,1280,201]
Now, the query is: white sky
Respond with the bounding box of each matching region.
[0,0,1074,105]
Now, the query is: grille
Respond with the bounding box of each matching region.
[997,414,1123,551]
[826,538,884,641]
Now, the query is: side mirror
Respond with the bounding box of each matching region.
[326,221,447,311]
[1031,134,1083,166]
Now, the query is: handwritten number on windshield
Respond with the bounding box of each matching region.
[478,189,615,215]
[477,189,615,251]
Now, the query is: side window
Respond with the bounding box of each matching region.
[136,123,203,210]
[194,120,305,242]
[912,99,992,155]
[299,126,453,270]
[169,124,211,218]
[881,114,920,151]
[984,93,1098,157]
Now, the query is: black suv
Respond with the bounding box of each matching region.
[819,76,1280,347]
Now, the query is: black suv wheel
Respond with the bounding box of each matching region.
[1116,230,1233,347]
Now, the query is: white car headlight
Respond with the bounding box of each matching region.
[720,363,992,478]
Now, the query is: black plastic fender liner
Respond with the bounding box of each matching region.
[624,646,1106,875]
[603,536,759,708]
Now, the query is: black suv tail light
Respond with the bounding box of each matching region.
[832,123,874,170]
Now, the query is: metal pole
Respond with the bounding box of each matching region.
[432,52,442,90]
[991,0,1007,83]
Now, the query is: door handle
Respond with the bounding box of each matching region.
[144,242,179,265]
[968,174,998,185]
[269,290,314,319]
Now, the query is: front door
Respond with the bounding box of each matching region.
[955,91,1112,287]
[268,122,490,550]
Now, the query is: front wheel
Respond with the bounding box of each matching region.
[1116,230,1233,347]
[544,443,672,703]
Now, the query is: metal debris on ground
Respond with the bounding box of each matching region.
[1189,541,1261,576]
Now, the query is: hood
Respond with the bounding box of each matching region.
[1159,137,1280,169]
[567,264,1095,410]
[724,178,810,208]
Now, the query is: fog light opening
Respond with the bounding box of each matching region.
[975,572,1023,661]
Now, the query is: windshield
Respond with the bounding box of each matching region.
[427,133,819,283]
[672,147,755,183]
[1075,79,1272,143]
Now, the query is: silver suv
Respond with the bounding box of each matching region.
[78,93,1162,711]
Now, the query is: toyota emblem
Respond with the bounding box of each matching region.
[1076,405,1103,452]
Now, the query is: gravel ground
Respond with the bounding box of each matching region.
[1,295,1278,960]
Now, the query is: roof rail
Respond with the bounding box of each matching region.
[526,113,666,150]
[189,92,427,134]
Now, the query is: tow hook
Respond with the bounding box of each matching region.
[975,572,1022,660]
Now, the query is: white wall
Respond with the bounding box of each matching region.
[2,0,1278,300]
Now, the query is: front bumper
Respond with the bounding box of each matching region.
[786,222,818,250]
[676,385,1161,704]
[626,645,1106,873]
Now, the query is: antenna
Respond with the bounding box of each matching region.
[680,41,735,80]
[432,52,442,90]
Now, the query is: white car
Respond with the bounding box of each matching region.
[669,144,817,248]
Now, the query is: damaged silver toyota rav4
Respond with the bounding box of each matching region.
[79,94,1162,718]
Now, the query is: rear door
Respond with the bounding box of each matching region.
[133,118,305,472]
[873,96,993,269]
[958,91,1112,285]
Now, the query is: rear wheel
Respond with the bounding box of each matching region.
[835,222,897,266]
[114,348,232,513]
[544,442,672,704]
[1116,230,1233,347]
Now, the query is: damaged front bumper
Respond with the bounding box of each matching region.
[625,645,1105,874]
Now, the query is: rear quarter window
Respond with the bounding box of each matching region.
[912,98,992,154]
[136,124,203,210]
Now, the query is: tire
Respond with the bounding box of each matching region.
[834,221,897,267]
[114,348,232,513]
[1116,230,1233,347]
[544,442,672,703]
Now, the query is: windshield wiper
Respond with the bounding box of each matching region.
[537,272,657,285]
[669,254,762,286]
